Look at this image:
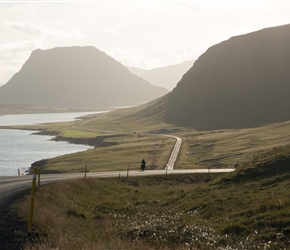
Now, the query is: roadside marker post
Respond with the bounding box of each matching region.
[127,165,129,178]
[37,167,41,191]
[28,168,37,233]
[84,164,87,180]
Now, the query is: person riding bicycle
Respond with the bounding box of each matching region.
[140,159,146,171]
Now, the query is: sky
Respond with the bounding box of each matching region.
[1,1,290,86]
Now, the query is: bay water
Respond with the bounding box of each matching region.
[0,111,108,176]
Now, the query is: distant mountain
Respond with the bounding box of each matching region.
[0,46,168,109]
[127,60,195,91]
[135,24,290,130]
[126,66,148,77]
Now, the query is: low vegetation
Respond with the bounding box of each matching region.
[3,105,290,248]
[33,134,175,172]
[17,145,290,249]
[4,106,290,174]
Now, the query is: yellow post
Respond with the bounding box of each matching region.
[84,164,87,180]
[37,167,40,191]
[28,168,37,233]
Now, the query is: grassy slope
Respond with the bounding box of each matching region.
[6,105,179,173]
[182,146,290,244]
[5,103,290,248]
[177,120,290,169]
[4,104,290,173]
[17,145,290,249]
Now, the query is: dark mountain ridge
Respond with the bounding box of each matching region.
[166,24,290,130]
[138,24,290,130]
[0,46,168,109]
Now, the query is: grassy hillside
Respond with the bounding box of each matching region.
[129,24,290,131]
[189,145,290,243]
[17,145,290,249]
[5,105,290,173]
[2,102,289,249]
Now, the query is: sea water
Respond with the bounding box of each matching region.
[0,111,107,176]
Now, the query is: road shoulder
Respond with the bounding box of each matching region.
[0,189,29,249]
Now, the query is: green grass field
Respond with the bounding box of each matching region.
[6,106,290,249]
[17,146,290,249]
[6,106,290,174]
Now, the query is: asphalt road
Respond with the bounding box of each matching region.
[0,168,235,201]
[0,130,233,248]
[0,168,235,249]
[0,134,235,206]
[164,135,183,170]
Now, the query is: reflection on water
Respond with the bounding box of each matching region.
[0,111,108,176]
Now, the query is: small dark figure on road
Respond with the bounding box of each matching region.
[141,159,146,171]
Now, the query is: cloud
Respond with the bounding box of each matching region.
[170,44,207,64]
[0,40,42,55]
[100,28,118,35]
[220,26,263,41]
[0,40,42,85]
[4,21,85,40]
[0,21,85,86]
[0,68,17,87]
[108,45,201,70]
[108,48,163,69]
[179,2,200,12]
[4,21,43,36]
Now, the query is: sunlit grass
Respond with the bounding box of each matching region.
[18,174,220,250]
[176,120,290,169]
[17,146,290,249]
[5,102,290,249]
[59,129,99,138]
[5,106,290,173]
[37,134,175,172]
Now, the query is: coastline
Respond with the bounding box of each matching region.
[0,103,109,116]
[33,131,118,148]
[0,110,114,175]
[29,133,119,174]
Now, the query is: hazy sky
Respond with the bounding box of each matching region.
[1,1,290,86]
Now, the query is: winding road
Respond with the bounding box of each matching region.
[0,168,235,205]
[0,136,235,248]
[0,135,234,204]
[164,135,183,170]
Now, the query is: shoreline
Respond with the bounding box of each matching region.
[0,103,111,116]
[33,131,118,148]
[29,133,119,174]
[0,110,115,175]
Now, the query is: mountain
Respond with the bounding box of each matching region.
[126,66,148,77]
[136,24,290,131]
[127,60,195,91]
[0,46,168,109]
